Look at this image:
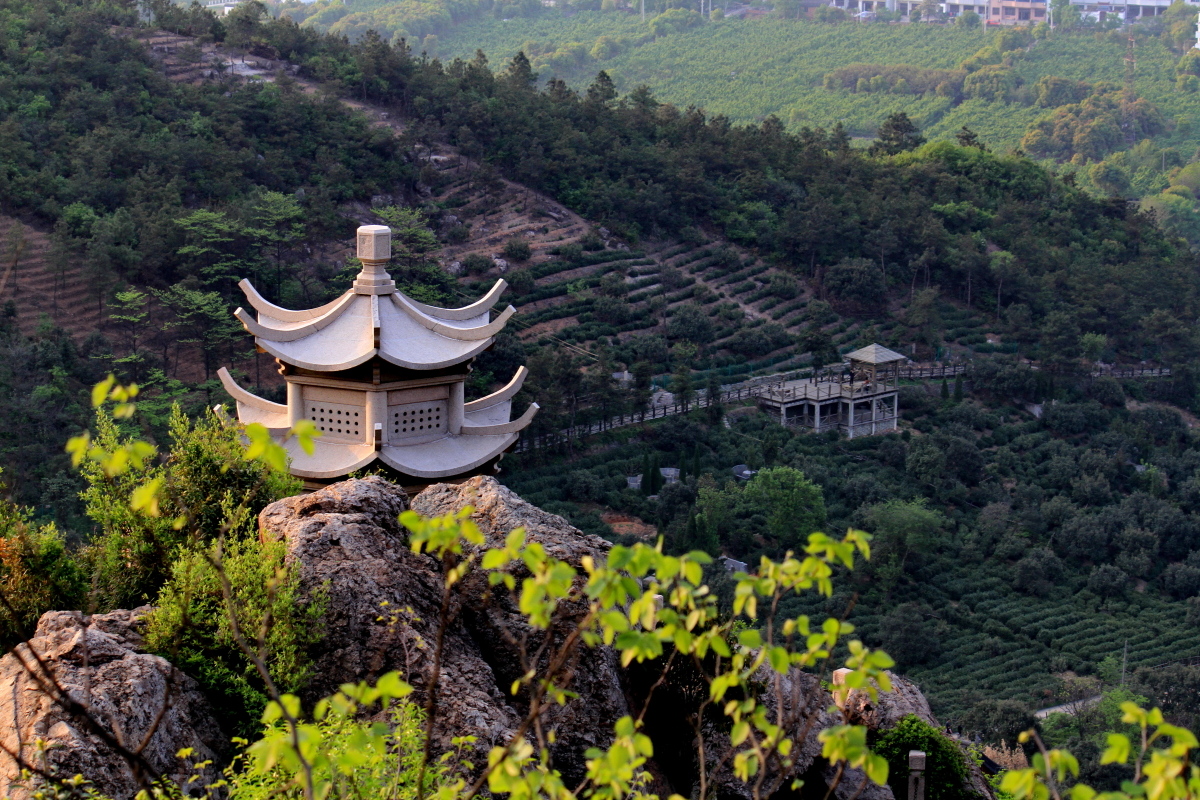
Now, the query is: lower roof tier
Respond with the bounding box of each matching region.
[277,432,521,480]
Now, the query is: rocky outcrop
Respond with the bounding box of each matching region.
[840,670,996,800]
[259,476,523,767]
[258,475,629,786]
[0,608,226,800]
[411,477,630,782]
[0,475,987,800]
[839,668,939,731]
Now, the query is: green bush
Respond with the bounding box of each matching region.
[0,500,86,649]
[463,253,494,275]
[503,236,533,261]
[224,672,446,800]
[872,715,973,800]
[81,408,300,611]
[146,529,326,740]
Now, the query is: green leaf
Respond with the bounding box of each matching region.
[375,671,413,700]
[92,375,115,408]
[130,478,163,517]
[738,629,763,649]
[865,753,889,785]
[1101,733,1130,765]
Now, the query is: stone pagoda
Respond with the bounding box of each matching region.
[217,224,538,487]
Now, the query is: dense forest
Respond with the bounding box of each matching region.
[3,0,1200,777]
[420,8,1200,241]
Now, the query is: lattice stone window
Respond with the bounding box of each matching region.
[390,401,447,439]
[388,384,450,443]
[302,386,365,443]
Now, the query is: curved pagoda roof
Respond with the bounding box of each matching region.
[218,225,537,485]
[234,228,515,372]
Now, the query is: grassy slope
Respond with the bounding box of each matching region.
[434,15,1200,151]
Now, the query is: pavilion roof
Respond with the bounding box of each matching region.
[234,278,514,372]
[844,343,908,365]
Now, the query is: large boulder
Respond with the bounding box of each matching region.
[840,670,995,800]
[258,475,629,786]
[0,608,226,800]
[259,476,526,774]
[411,477,630,785]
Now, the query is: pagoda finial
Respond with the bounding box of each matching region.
[353,225,396,295]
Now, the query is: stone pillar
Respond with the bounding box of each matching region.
[449,381,465,434]
[353,225,397,295]
[287,381,302,428]
[366,389,386,448]
[814,401,821,432]
[871,395,878,435]
[847,399,855,438]
[908,751,927,800]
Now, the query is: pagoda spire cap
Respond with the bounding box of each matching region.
[353,225,396,295]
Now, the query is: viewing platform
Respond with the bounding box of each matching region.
[757,344,906,439]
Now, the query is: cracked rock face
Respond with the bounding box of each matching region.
[0,608,226,800]
[258,475,629,786]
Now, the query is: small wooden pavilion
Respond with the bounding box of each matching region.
[218,224,538,488]
[757,343,906,439]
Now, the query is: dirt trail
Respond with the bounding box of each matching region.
[116,27,814,363]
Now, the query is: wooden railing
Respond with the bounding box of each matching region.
[513,361,1170,452]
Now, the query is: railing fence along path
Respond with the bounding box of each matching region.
[514,362,1171,452]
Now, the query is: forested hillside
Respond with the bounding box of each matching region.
[4,0,1200,760]
[420,10,1200,242]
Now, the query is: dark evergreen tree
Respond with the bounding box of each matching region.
[869,112,927,156]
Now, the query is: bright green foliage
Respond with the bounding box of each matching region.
[77,387,302,609]
[1001,701,1200,800]
[873,715,973,800]
[1040,687,1149,754]
[401,506,891,799]
[164,406,302,539]
[226,672,444,800]
[146,534,326,740]
[0,500,86,649]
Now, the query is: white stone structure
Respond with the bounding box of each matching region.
[218,224,538,485]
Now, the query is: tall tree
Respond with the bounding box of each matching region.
[869,112,927,157]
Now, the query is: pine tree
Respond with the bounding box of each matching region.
[941,378,950,401]
[868,112,926,157]
[953,374,964,402]
[641,453,652,496]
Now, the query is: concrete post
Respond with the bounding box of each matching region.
[449,381,465,434]
[847,399,855,438]
[908,751,926,800]
[287,381,302,427]
[871,396,879,435]
[814,401,821,432]
[365,389,386,447]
